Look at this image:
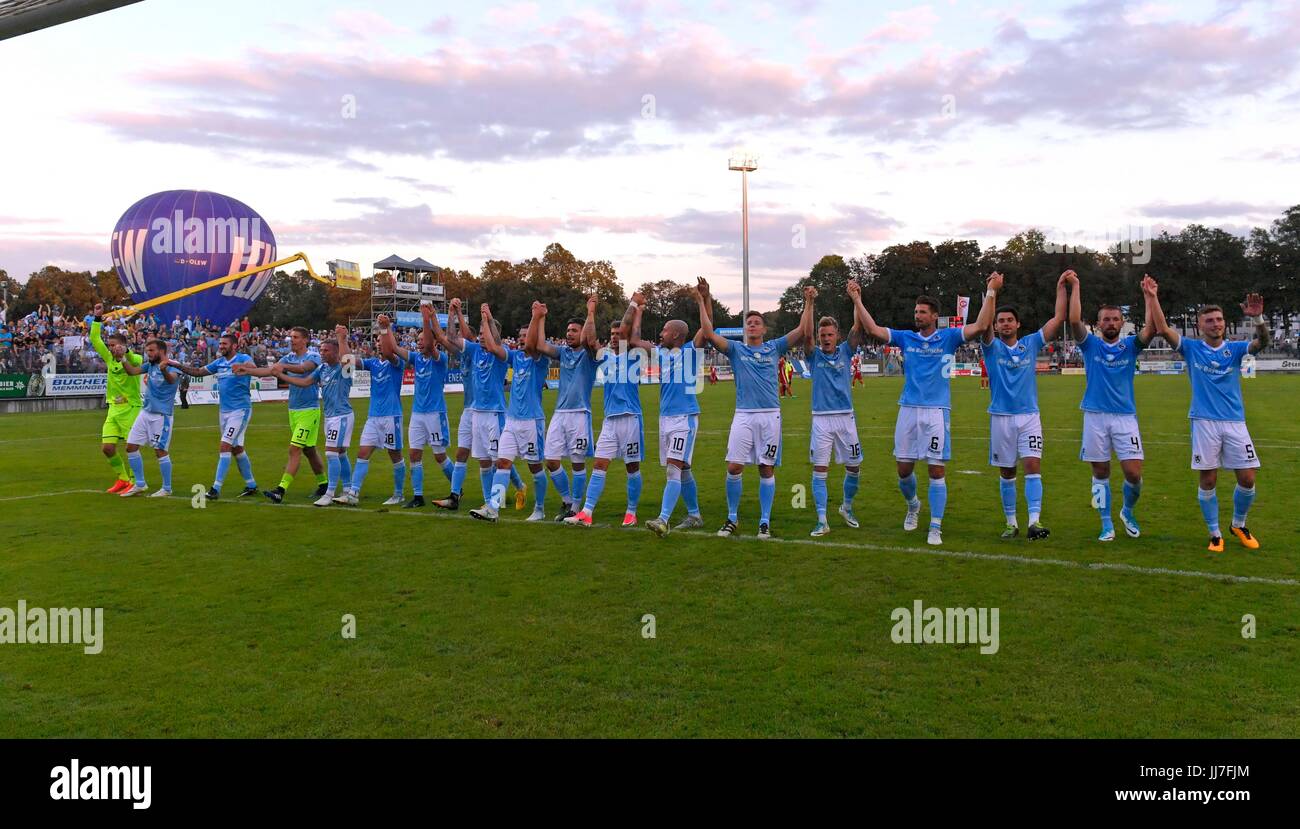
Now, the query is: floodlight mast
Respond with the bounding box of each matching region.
[728,153,758,319]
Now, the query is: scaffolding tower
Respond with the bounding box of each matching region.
[352,254,448,330]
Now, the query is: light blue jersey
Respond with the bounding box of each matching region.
[726,335,790,412]
[278,350,321,411]
[809,341,853,414]
[460,341,480,409]
[364,354,406,418]
[143,361,177,416]
[311,362,353,418]
[659,342,701,416]
[1178,338,1250,421]
[601,347,643,416]
[507,350,550,420]
[982,330,1047,415]
[888,327,966,409]
[204,353,254,411]
[409,350,449,414]
[554,345,598,412]
[470,344,509,412]
[1078,333,1143,415]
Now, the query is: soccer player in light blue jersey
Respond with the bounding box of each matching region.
[852,273,1002,546]
[696,277,814,540]
[235,326,327,503]
[804,283,866,537]
[168,332,259,500]
[634,285,710,537]
[391,304,455,509]
[1149,279,1270,553]
[339,314,408,506]
[119,338,180,498]
[1065,270,1157,542]
[979,274,1067,541]
[470,302,553,522]
[272,326,355,506]
[563,299,647,528]
[535,294,600,521]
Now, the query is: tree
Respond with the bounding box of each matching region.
[14,267,99,317]
[249,270,330,329]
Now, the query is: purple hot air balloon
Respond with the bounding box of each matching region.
[110,190,278,327]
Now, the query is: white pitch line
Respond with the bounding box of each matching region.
[20,488,1295,588]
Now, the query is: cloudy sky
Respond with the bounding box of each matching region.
[2,0,1299,309]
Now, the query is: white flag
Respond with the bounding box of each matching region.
[956,295,971,324]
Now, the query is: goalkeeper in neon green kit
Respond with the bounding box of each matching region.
[88,303,143,493]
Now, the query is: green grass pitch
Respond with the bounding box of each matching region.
[2,374,1298,737]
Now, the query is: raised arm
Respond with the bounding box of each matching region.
[786,284,815,349]
[1243,292,1270,355]
[1039,271,1068,343]
[847,279,890,343]
[376,314,402,364]
[692,283,711,348]
[582,294,599,353]
[88,304,111,362]
[478,304,507,360]
[1143,276,1178,349]
[1063,270,1087,341]
[528,301,560,358]
[962,272,1003,342]
[694,278,730,351]
[1137,275,1155,346]
[625,292,656,352]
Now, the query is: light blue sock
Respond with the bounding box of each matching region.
[812,471,829,521]
[509,466,525,491]
[842,471,859,506]
[214,451,232,491]
[128,450,146,488]
[479,468,494,504]
[681,469,700,516]
[1025,473,1043,524]
[928,478,947,528]
[338,454,352,489]
[327,452,341,493]
[572,467,588,504]
[999,476,1017,523]
[899,473,918,503]
[1198,487,1220,536]
[159,455,173,492]
[549,467,572,506]
[410,461,424,496]
[235,451,255,487]
[392,461,405,497]
[490,467,512,510]
[659,466,682,522]
[439,457,454,481]
[1232,485,1255,528]
[759,476,776,524]
[583,469,607,513]
[626,471,642,513]
[1122,478,1141,511]
[1092,477,1113,529]
[351,458,370,494]
[533,469,547,512]
[451,461,467,496]
[725,472,743,522]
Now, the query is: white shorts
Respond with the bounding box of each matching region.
[726,410,782,467]
[594,413,645,462]
[810,412,862,466]
[409,411,451,451]
[1079,411,1143,462]
[360,415,403,452]
[128,410,173,451]
[1191,419,1260,470]
[470,409,503,460]
[498,416,546,463]
[988,412,1043,467]
[456,410,473,450]
[894,406,950,463]
[324,413,355,450]
[659,414,699,466]
[218,408,252,447]
[545,410,595,462]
